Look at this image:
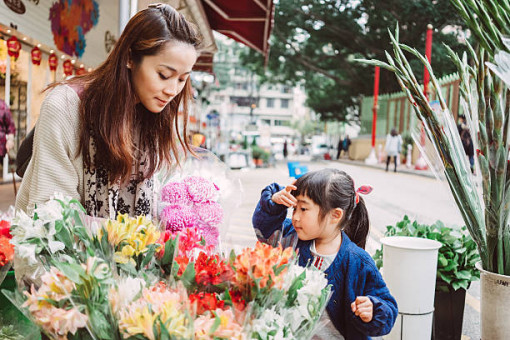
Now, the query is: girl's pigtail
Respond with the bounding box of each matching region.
[344,196,370,249]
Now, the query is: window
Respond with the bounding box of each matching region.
[281,86,291,93]
[266,98,275,108]
[262,119,271,125]
[274,120,290,126]
[280,99,289,108]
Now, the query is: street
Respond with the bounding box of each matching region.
[0,157,479,339]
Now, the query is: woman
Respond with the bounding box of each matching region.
[384,128,402,172]
[16,4,201,219]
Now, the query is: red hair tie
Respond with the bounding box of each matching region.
[355,185,373,204]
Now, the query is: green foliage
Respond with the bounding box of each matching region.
[239,0,469,122]
[251,145,270,163]
[373,216,480,292]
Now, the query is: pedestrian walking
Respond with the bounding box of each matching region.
[336,137,344,160]
[384,128,402,172]
[253,168,398,339]
[341,135,351,158]
[283,139,288,159]
[16,3,201,219]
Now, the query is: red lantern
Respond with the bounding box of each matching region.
[76,65,87,75]
[63,59,73,76]
[7,36,21,60]
[48,53,58,71]
[30,46,42,65]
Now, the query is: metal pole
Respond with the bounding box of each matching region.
[371,66,380,148]
[365,66,380,164]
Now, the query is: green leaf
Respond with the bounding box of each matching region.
[51,261,85,284]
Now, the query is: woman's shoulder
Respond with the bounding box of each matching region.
[41,84,81,119]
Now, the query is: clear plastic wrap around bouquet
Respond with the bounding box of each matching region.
[155,147,243,249]
[7,195,332,340]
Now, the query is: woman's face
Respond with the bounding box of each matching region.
[130,41,197,113]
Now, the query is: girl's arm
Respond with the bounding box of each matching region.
[351,264,398,337]
[252,183,291,241]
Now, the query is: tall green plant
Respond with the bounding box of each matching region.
[358,0,510,275]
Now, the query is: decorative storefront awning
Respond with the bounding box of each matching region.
[202,0,274,58]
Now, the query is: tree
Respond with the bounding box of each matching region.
[239,0,469,123]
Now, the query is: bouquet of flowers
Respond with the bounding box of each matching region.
[156,147,243,249]
[7,194,331,340]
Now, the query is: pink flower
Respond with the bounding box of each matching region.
[160,204,197,233]
[195,202,223,227]
[196,223,219,247]
[183,176,219,203]
[161,182,190,205]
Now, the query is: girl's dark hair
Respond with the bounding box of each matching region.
[292,168,370,249]
[51,4,202,183]
[391,128,398,137]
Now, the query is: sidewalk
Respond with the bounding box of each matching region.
[334,157,437,179]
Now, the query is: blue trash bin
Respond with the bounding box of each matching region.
[287,162,308,178]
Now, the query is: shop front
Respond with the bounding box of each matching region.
[0,0,120,181]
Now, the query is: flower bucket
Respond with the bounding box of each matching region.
[476,262,510,339]
[381,236,441,340]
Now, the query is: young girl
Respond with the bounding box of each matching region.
[252,168,397,339]
[16,4,200,219]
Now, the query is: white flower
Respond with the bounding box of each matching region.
[15,244,38,265]
[34,199,64,223]
[109,277,145,314]
[250,308,291,340]
[48,239,65,253]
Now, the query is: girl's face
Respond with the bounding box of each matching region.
[130,41,197,113]
[292,194,341,241]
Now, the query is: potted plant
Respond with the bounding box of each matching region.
[360,1,510,337]
[251,145,269,167]
[400,133,413,164]
[373,216,480,340]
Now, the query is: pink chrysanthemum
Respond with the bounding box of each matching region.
[196,223,220,246]
[161,182,190,205]
[195,202,223,227]
[183,176,219,203]
[160,204,197,233]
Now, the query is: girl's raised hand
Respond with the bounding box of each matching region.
[271,184,297,207]
[351,296,373,323]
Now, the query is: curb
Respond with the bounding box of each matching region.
[332,159,437,179]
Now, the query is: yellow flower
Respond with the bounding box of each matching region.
[118,284,193,339]
[99,214,161,265]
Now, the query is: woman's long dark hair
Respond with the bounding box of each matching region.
[53,4,202,183]
[292,168,370,249]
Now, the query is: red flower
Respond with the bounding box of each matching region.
[194,252,234,287]
[175,255,190,276]
[0,236,14,266]
[189,292,225,315]
[0,220,11,239]
[228,289,246,312]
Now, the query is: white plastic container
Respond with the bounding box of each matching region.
[381,236,441,340]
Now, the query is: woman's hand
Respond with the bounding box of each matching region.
[351,296,373,322]
[271,184,297,208]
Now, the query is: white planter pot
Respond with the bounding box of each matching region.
[380,236,441,340]
[476,262,510,339]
